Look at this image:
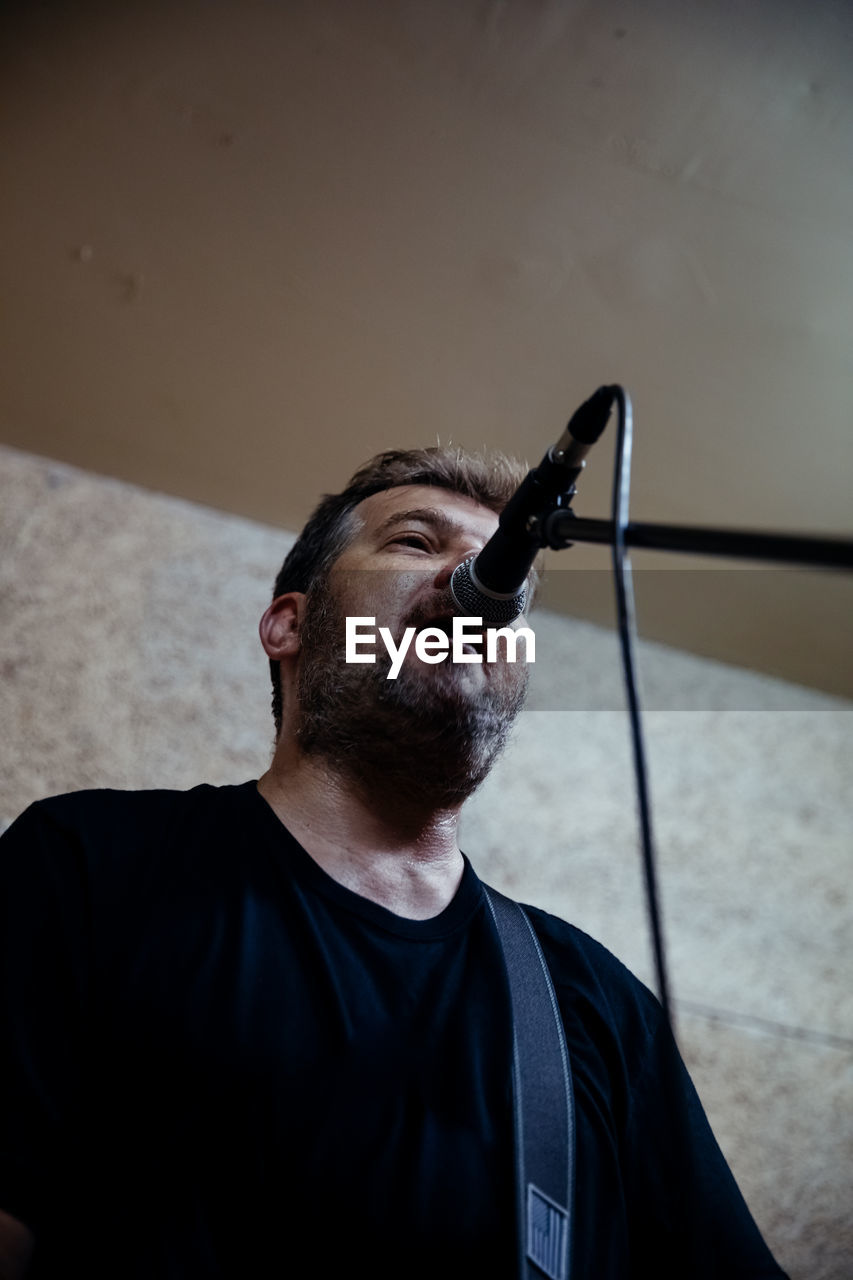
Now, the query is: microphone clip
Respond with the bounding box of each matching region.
[527,501,578,552]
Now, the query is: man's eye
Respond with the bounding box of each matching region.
[390,535,431,550]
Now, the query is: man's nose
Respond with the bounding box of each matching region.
[432,559,456,591]
[432,545,480,600]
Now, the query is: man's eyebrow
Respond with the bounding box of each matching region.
[373,507,464,540]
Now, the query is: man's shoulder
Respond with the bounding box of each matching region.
[21,779,254,823]
[517,899,663,1038]
[4,780,260,862]
[24,785,188,824]
[2,782,265,918]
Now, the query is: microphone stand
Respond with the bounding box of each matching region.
[544,513,853,569]
[527,386,853,1026]
[526,387,852,1265]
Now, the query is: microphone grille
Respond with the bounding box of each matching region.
[450,559,526,626]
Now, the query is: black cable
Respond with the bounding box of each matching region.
[608,386,707,1267]
[608,385,674,1029]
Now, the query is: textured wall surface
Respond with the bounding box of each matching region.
[1,444,851,1277]
[3,0,853,696]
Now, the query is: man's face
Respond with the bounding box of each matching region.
[330,484,529,682]
[294,484,531,804]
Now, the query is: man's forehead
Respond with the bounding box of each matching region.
[352,484,500,539]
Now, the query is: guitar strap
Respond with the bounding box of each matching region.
[483,886,575,1280]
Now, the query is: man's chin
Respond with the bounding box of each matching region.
[383,655,529,729]
[295,582,528,804]
[394,653,489,691]
[384,656,507,712]
[298,655,526,807]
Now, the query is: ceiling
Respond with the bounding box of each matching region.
[2,0,851,696]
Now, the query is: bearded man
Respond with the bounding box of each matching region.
[0,448,787,1279]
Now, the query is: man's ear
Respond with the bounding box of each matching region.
[259,593,307,660]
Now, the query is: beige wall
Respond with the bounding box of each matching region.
[1,443,851,1277]
[2,0,852,699]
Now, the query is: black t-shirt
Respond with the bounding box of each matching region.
[0,782,786,1278]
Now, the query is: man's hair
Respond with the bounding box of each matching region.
[268,445,530,734]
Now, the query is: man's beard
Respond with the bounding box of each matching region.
[295,575,529,808]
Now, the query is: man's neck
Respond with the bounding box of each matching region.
[257,748,466,921]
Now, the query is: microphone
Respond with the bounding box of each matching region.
[450,386,616,625]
